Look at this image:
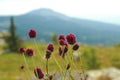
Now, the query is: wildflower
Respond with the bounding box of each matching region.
[45,50,51,59]
[28,29,36,38]
[58,39,65,46]
[58,47,62,56]
[73,43,79,50]
[26,48,34,56]
[58,34,65,40]
[62,46,68,58]
[58,45,68,58]
[66,33,76,45]
[20,65,24,70]
[49,75,53,80]
[19,47,25,53]
[47,43,54,52]
[34,67,44,79]
[66,64,70,70]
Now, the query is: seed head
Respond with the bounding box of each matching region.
[73,43,79,50]
[34,67,44,79]
[58,34,65,40]
[28,29,36,38]
[66,33,76,45]
[47,43,54,52]
[26,48,34,56]
[19,47,25,53]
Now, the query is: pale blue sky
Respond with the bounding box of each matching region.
[0,0,120,25]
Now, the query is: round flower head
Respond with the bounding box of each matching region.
[58,34,65,40]
[26,48,34,56]
[58,39,65,46]
[66,63,70,70]
[73,43,79,50]
[47,43,54,52]
[19,47,25,53]
[45,50,51,59]
[28,29,36,38]
[34,67,44,79]
[20,65,24,70]
[59,47,62,56]
[66,33,76,45]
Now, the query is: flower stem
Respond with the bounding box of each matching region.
[33,39,45,65]
[22,53,31,79]
[46,59,49,79]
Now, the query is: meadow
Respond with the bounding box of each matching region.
[0,41,120,80]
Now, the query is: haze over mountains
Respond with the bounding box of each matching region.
[0,8,120,45]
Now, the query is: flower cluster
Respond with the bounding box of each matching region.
[19,29,82,80]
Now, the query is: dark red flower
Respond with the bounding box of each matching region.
[26,48,34,56]
[66,33,76,45]
[28,29,36,38]
[47,43,54,52]
[49,75,53,80]
[45,50,51,59]
[58,39,65,46]
[58,34,65,40]
[58,47,62,56]
[19,47,25,53]
[66,64,70,70]
[20,65,24,70]
[34,67,44,79]
[73,43,79,50]
[58,45,68,58]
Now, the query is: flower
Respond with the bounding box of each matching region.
[26,48,34,56]
[73,43,79,50]
[58,47,62,56]
[66,64,70,70]
[19,47,25,53]
[58,39,65,46]
[28,29,36,38]
[66,33,76,45]
[45,50,51,59]
[58,45,68,58]
[34,67,44,79]
[20,65,24,70]
[47,43,54,52]
[58,34,65,40]
[49,75,53,80]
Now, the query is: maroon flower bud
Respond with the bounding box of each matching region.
[58,34,65,40]
[66,64,70,70]
[58,39,65,46]
[19,47,25,53]
[20,65,24,70]
[26,48,34,56]
[47,43,54,52]
[64,46,68,53]
[34,67,44,79]
[73,43,79,50]
[45,50,51,59]
[62,46,68,58]
[28,29,36,38]
[66,33,76,45]
[59,47,62,56]
[49,75,53,80]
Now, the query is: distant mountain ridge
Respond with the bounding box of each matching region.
[0,8,120,45]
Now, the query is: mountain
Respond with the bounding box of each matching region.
[0,8,120,45]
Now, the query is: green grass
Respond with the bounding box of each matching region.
[0,42,120,80]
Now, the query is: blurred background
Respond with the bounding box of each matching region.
[0,0,120,80]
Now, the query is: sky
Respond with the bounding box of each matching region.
[0,0,120,25]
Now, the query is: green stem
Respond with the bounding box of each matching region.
[46,59,49,79]
[32,57,39,80]
[79,56,86,80]
[33,39,45,65]
[22,53,31,79]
